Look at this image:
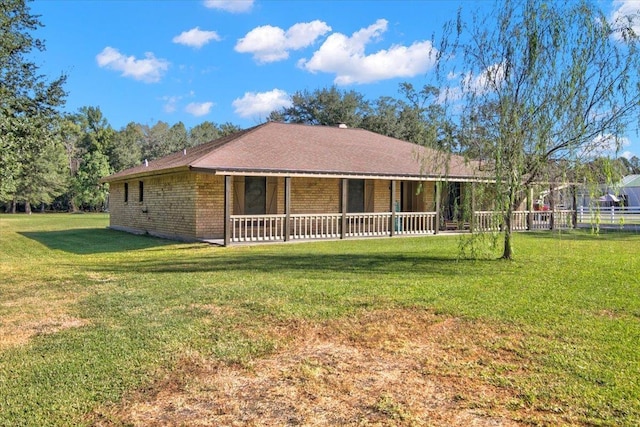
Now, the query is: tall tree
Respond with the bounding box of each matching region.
[13,117,68,213]
[188,121,220,147]
[218,122,242,137]
[269,86,371,128]
[141,121,170,160]
[0,0,67,207]
[68,107,113,211]
[436,0,640,259]
[110,122,143,172]
[166,121,188,154]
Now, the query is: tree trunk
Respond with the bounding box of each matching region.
[502,211,513,259]
[25,199,31,214]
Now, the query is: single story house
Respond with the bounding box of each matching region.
[101,122,557,245]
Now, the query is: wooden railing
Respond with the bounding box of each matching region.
[229,210,577,243]
[231,214,286,242]
[395,212,437,235]
[290,213,341,240]
[473,211,502,232]
[345,213,392,237]
[473,210,575,232]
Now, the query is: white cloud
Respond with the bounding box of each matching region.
[96,47,169,83]
[162,95,180,113]
[185,102,214,117]
[610,0,640,41]
[173,27,221,48]
[204,0,253,13]
[461,62,507,94]
[580,133,631,159]
[232,89,291,118]
[235,20,331,63]
[298,19,436,85]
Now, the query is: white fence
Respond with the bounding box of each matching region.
[229,210,576,243]
[578,206,640,225]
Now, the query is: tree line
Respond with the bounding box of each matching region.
[31,108,240,213]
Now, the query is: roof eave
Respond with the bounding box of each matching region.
[100,165,191,183]
[190,166,493,183]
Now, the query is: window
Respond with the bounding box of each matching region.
[139,181,144,203]
[124,183,128,203]
[348,179,365,213]
[244,176,266,215]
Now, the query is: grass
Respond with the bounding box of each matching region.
[1,213,639,426]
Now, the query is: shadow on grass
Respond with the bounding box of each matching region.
[18,227,492,276]
[20,228,175,254]
[89,250,486,277]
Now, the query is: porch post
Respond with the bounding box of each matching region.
[341,178,348,239]
[390,180,396,237]
[284,177,291,241]
[571,185,578,229]
[223,175,231,246]
[549,185,555,230]
[470,182,476,232]
[434,181,441,235]
[527,186,534,231]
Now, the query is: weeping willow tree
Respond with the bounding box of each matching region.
[435,0,640,259]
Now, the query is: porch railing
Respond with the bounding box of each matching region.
[395,212,437,235]
[229,210,575,243]
[345,213,392,237]
[473,210,575,232]
[231,214,286,242]
[291,213,341,240]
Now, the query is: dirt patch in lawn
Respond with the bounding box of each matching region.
[91,309,570,426]
[0,295,88,349]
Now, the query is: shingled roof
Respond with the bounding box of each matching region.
[102,122,484,183]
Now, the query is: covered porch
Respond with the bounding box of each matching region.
[221,175,577,245]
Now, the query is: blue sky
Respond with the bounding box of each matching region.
[31,0,639,159]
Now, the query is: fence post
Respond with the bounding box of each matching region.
[610,206,615,224]
[579,205,583,223]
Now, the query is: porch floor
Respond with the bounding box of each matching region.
[199,230,471,247]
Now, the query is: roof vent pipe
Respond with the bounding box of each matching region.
[338,123,348,129]
[144,159,148,167]
[183,148,187,155]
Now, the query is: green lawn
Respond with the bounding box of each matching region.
[1,213,639,426]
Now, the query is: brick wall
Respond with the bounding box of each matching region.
[195,173,225,239]
[290,177,341,214]
[422,181,436,211]
[374,180,393,212]
[108,172,198,240]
